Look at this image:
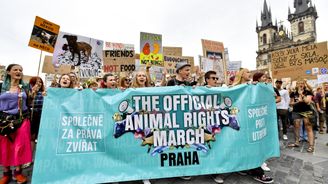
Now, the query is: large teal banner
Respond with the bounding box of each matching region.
[32,84,280,184]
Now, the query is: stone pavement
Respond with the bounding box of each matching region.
[2,127,328,184]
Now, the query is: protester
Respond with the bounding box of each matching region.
[167,62,196,86]
[232,68,252,86]
[69,72,80,89]
[131,70,150,88]
[57,74,74,88]
[204,70,224,184]
[101,73,118,89]
[288,79,315,153]
[0,64,32,184]
[233,68,274,184]
[23,76,46,168]
[275,79,290,140]
[324,82,328,133]
[119,76,131,89]
[314,86,326,134]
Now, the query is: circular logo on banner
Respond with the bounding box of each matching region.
[321,68,327,74]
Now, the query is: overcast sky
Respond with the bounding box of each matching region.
[0,0,327,76]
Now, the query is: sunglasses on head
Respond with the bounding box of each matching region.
[210,77,219,80]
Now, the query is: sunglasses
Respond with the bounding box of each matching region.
[210,77,219,80]
[125,79,131,82]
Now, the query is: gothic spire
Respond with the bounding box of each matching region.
[293,0,310,14]
[261,0,273,27]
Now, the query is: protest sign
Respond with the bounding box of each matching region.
[201,39,225,60]
[32,84,279,184]
[164,55,194,74]
[271,41,328,80]
[227,61,241,78]
[42,55,71,74]
[163,46,182,56]
[103,42,135,73]
[140,32,163,66]
[52,31,103,78]
[317,74,328,84]
[0,65,5,80]
[28,16,60,53]
[200,56,225,81]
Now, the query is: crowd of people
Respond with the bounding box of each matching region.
[0,63,327,184]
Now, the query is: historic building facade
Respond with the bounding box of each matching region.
[256,0,318,70]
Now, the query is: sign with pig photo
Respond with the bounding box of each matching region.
[140,32,163,66]
[52,31,103,78]
[28,16,60,53]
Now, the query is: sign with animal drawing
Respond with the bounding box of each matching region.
[28,16,60,53]
[140,32,163,66]
[271,41,328,80]
[52,31,104,78]
[32,84,279,184]
[103,42,135,74]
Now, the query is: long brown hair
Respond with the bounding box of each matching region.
[29,76,45,92]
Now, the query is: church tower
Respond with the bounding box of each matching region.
[288,0,318,44]
[256,0,277,69]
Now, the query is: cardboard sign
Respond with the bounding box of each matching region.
[201,39,224,59]
[42,55,72,74]
[103,42,135,74]
[200,56,224,81]
[271,41,328,80]
[28,16,60,53]
[163,46,182,56]
[227,61,242,78]
[140,32,163,66]
[163,55,193,74]
[53,31,104,78]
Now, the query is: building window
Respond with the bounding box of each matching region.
[263,34,267,44]
[299,22,304,33]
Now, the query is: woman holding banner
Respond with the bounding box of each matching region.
[0,64,32,184]
[233,68,274,184]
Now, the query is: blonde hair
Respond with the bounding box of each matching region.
[131,70,150,88]
[232,68,249,86]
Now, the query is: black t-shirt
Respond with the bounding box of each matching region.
[290,90,313,112]
[274,87,280,97]
[166,78,197,86]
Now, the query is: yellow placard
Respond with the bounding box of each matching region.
[28,16,60,53]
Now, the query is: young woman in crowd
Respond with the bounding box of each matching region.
[131,70,150,88]
[57,74,74,88]
[119,76,131,89]
[288,79,315,152]
[233,69,274,184]
[101,73,118,89]
[68,72,80,89]
[0,64,32,184]
[24,76,46,168]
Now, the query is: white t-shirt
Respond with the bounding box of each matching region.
[276,89,290,110]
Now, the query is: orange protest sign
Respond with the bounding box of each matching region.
[28,16,60,53]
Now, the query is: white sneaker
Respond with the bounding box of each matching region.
[283,134,288,140]
[261,162,271,172]
[213,175,224,183]
[142,179,151,184]
[180,176,192,180]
